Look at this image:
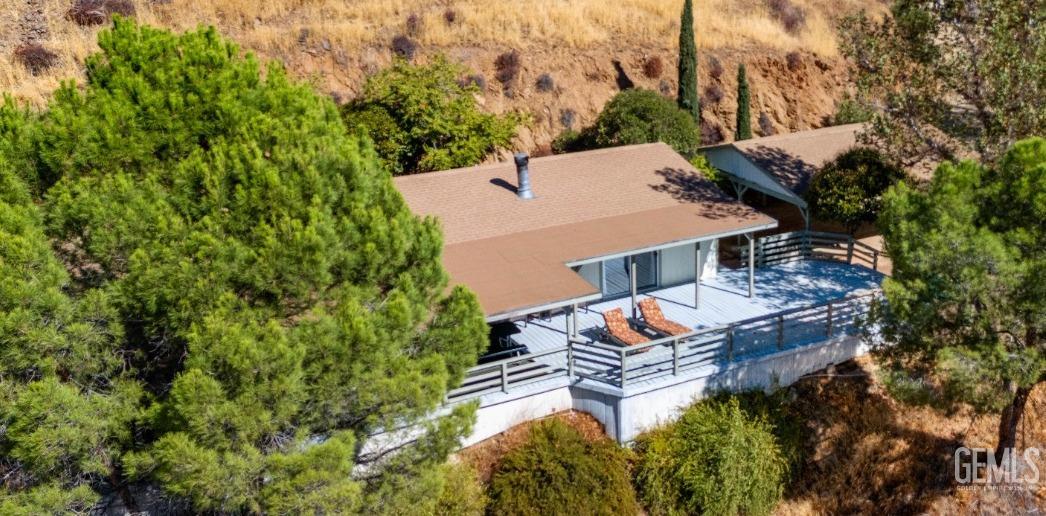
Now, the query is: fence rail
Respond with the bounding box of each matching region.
[741,230,884,271]
[448,290,880,402]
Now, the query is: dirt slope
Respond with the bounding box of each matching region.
[3,0,885,154]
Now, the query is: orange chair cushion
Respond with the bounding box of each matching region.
[638,298,691,336]
[602,308,649,346]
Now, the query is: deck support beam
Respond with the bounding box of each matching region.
[747,233,755,298]
[694,243,702,309]
[571,303,579,338]
[630,257,638,319]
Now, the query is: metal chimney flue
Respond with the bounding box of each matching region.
[514,152,535,200]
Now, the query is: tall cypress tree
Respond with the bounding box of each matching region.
[735,63,752,141]
[677,0,700,127]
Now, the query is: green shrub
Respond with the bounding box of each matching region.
[343,55,518,174]
[832,93,872,125]
[487,419,637,516]
[634,397,786,516]
[806,147,907,234]
[434,462,487,516]
[590,89,700,156]
[689,154,722,183]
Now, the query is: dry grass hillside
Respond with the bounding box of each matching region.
[4,0,887,153]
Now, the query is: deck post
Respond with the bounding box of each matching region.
[567,344,574,380]
[619,348,628,387]
[630,257,638,319]
[726,326,734,362]
[777,315,784,350]
[747,234,755,298]
[571,303,579,338]
[565,309,572,345]
[872,251,879,271]
[500,362,509,393]
[673,338,680,375]
[826,302,833,337]
[694,243,702,309]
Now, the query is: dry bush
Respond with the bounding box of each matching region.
[701,119,724,144]
[105,0,135,17]
[704,83,724,104]
[67,0,108,26]
[391,35,417,60]
[559,108,576,129]
[405,12,423,37]
[708,55,724,80]
[67,0,135,26]
[642,56,663,79]
[786,50,802,71]
[659,79,672,96]
[759,111,775,136]
[459,73,486,90]
[494,50,521,86]
[14,44,59,76]
[535,73,554,92]
[767,0,807,34]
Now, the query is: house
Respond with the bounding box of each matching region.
[394,143,884,444]
[702,123,865,230]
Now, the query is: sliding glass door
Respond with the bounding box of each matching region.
[602,252,658,297]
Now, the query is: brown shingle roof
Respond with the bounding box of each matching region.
[394,143,777,318]
[709,124,864,195]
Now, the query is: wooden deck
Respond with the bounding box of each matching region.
[447,260,883,402]
[514,260,881,352]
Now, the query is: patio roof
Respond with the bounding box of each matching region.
[394,143,777,320]
[702,124,865,200]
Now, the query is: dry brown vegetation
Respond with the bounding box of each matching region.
[778,357,1045,514]
[4,0,886,152]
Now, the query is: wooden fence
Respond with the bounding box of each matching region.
[740,230,884,271]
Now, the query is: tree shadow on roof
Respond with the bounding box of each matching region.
[741,145,818,195]
[650,167,760,220]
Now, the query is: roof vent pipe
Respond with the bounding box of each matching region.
[514,152,535,200]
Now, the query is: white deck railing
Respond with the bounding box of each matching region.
[446,290,879,402]
[741,230,885,271]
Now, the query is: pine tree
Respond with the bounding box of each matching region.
[734,63,752,141]
[1,19,488,514]
[876,138,1046,460]
[677,0,700,127]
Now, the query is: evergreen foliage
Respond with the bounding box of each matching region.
[676,0,700,126]
[0,19,487,513]
[343,56,518,174]
[734,63,752,140]
[840,0,1046,166]
[554,89,699,156]
[487,419,638,516]
[874,137,1046,457]
[634,397,786,516]
[805,147,907,234]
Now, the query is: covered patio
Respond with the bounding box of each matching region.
[513,259,881,354]
[448,259,883,401]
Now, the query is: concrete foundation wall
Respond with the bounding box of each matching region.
[615,335,867,442]
[466,335,867,446]
[462,386,573,447]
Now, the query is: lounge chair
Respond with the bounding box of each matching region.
[638,298,691,337]
[602,308,650,347]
